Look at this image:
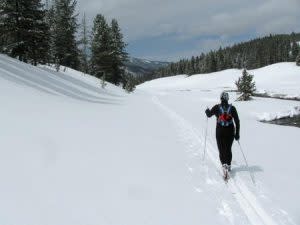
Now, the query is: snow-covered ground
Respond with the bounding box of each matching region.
[258,106,300,121]
[0,54,299,225]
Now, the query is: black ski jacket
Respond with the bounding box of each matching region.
[206,103,240,136]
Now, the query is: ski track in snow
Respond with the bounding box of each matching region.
[151,95,294,225]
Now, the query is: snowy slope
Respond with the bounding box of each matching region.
[138,63,300,224]
[139,63,300,97]
[0,53,299,225]
[0,54,233,225]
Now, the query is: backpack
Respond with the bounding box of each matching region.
[217,104,233,126]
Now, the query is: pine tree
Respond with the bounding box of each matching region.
[100,75,107,88]
[235,69,256,101]
[0,0,49,65]
[291,42,299,62]
[189,56,196,75]
[0,1,8,52]
[27,0,50,65]
[110,19,128,85]
[52,0,80,70]
[206,52,217,72]
[78,12,89,74]
[90,15,128,85]
[296,52,300,66]
[45,2,56,64]
[290,32,299,61]
[122,72,136,93]
[90,14,113,79]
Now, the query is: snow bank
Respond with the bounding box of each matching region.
[250,63,300,97]
[258,106,300,121]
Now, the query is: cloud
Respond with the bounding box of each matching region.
[76,0,300,60]
[127,35,236,61]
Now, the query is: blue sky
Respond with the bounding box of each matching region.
[76,0,300,62]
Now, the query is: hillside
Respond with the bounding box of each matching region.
[0,53,299,225]
[125,57,170,76]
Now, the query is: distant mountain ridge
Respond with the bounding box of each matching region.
[125,57,170,76]
[155,32,300,77]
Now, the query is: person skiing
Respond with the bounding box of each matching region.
[205,91,240,177]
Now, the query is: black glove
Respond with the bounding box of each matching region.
[205,108,210,117]
[235,133,240,141]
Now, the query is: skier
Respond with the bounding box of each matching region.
[205,91,240,177]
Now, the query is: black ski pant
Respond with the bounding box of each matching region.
[216,126,234,166]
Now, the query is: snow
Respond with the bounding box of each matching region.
[138,62,300,224]
[139,62,300,98]
[143,59,151,63]
[0,53,300,225]
[258,106,300,121]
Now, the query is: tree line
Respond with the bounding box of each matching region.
[0,0,129,87]
[153,33,300,78]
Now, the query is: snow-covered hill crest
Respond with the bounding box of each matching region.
[0,54,125,103]
[139,62,300,98]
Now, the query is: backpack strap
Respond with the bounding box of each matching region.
[227,104,232,114]
[219,104,232,114]
[218,104,233,126]
[219,105,224,114]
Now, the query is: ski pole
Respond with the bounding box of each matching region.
[203,117,208,161]
[237,141,256,185]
